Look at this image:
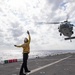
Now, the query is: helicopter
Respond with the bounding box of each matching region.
[37,15,75,42]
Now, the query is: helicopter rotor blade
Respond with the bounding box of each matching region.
[36,22,60,24]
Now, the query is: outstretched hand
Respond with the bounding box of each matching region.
[27,30,30,34]
[14,45,17,47]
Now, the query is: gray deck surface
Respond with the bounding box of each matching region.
[0,53,75,75]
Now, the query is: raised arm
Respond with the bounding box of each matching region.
[27,31,31,44]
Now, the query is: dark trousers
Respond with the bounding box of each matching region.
[19,53,29,75]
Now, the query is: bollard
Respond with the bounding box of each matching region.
[4,60,8,64]
[8,59,13,63]
[13,59,17,62]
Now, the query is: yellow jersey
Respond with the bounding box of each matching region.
[17,34,31,53]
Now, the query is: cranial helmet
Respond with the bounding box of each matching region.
[24,38,28,43]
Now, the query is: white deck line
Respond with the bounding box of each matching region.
[28,55,72,75]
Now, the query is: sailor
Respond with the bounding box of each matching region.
[14,30,31,75]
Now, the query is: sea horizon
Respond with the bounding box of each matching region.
[0,49,75,61]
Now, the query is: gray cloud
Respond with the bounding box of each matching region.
[0,32,4,37]
[0,0,75,50]
[10,27,23,37]
[47,0,63,10]
[10,21,20,28]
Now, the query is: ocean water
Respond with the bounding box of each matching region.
[0,50,75,61]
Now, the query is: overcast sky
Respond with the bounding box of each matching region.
[0,0,75,51]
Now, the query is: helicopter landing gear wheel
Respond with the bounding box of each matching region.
[72,31,73,34]
[60,33,62,36]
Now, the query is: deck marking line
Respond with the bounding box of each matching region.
[28,55,72,75]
